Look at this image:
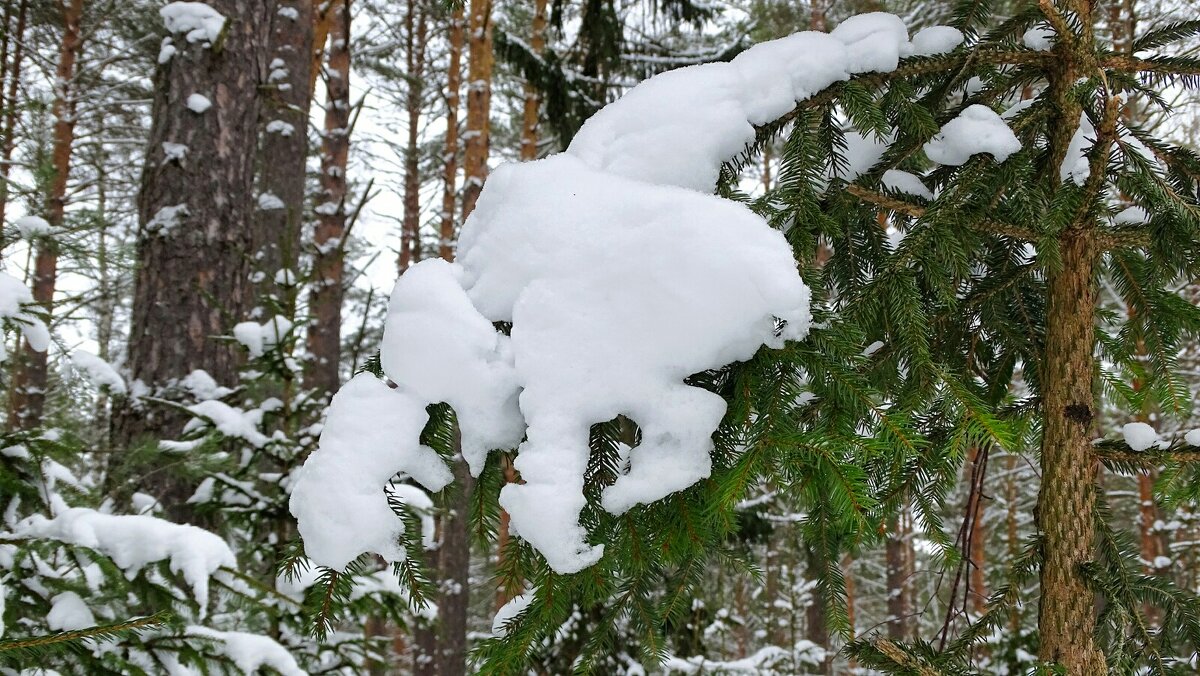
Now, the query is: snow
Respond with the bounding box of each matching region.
[158,38,176,64]
[161,142,188,163]
[911,26,964,56]
[1123,422,1158,451]
[274,268,296,286]
[233,316,293,358]
[923,105,1021,166]
[160,2,226,45]
[289,373,453,570]
[1186,429,1200,447]
[181,369,230,401]
[146,203,188,234]
[293,14,968,576]
[186,93,212,114]
[882,169,933,199]
[1113,205,1149,225]
[70,350,126,394]
[0,271,50,362]
[186,627,306,676]
[14,215,51,239]
[492,591,534,637]
[1061,113,1095,185]
[46,591,95,631]
[862,340,885,356]
[1023,25,1056,51]
[184,400,270,447]
[14,507,235,617]
[257,193,285,211]
[380,259,524,475]
[266,120,295,137]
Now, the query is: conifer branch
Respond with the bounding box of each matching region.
[1103,55,1200,77]
[844,184,1038,240]
[0,613,169,657]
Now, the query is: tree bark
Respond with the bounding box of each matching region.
[114,1,272,511]
[254,0,315,298]
[7,0,83,429]
[967,446,987,616]
[304,0,349,397]
[0,0,27,247]
[885,512,910,640]
[398,0,429,273]
[437,6,463,262]
[1036,228,1105,673]
[459,0,492,219]
[437,454,474,676]
[518,0,546,163]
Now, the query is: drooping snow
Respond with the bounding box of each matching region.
[293,14,964,576]
[266,119,295,137]
[186,627,306,676]
[186,93,212,114]
[184,400,270,448]
[290,374,453,570]
[923,105,1021,166]
[257,193,285,211]
[492,591,535,637]
[0,271,50,362]
[14,215,51,239]
[1123,422,1158,452]
[1186,429,1200,447]
[47,591,95,631]
[380,259,524,475]
[911,26,964,56]
[160,2,226,45]
[1061,113,1095,185]
[1023,25,1056,51]
[15,507,235,617]
[70,350,126,394]
[1113,205,1149,225]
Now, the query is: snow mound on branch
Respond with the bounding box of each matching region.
[15,507,235,617]
[0,271,50,363]
[184,400,270,447]
[290,374,452,570]
[293,13,961,576]
[186,627,306,676]
[911,26,964,56]
[186,94,212,114]
[160,2,226,45]
[233,315,293,358]
[47,591,95,631]
[1123,422,1158,452]
[924,104,1021,166]
[70,350,126,394]
[1023,25,1056,51]
[14,215,51,239]
[492,591,535,637]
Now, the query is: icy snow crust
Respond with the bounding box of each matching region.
[293,13,957,574]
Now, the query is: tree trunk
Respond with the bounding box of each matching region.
[254,0,314,298]
[460,0,492,219]
[967,446,987,616]
[804,544,831,675]
[0,0,27,247]
[7,0,83,429]
[398,0,429,273]
[437,6,463,262]
[885,513,910,640]
[1036,228,1105,673]
[518,0,546,163]
[437,455,474,676]
[114,1,272,512]
[304,0,350,396]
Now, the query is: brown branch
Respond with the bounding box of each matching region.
[1103,55,1200,76]
[845,184,1039,241]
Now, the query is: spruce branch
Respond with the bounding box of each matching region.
[844,184,1038,240]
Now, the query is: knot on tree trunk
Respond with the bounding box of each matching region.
[1064,403,1093,426]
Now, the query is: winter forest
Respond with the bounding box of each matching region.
[3,0,1200,674]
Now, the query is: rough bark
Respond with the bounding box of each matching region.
[7,0,83,429]
[254,0,314,297]
[460,0,492,219]
[304,0,349,397]
[437,455,474,676]
[967,446,987,616]
[114,1,272,510]
[0,0,26,245]
[437,6,463,262]
[517,0,546,163]
[885,513,910,640]
[398,0,429,272]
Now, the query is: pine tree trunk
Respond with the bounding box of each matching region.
[967,446,987,616]
[804,545,831,675]
[399,0,428,273]
[254,0,314,295]
[437,6,463,262]
[460,0,492,218]
[304,0,350,396]
[885,513,909,640]
[7,0,83,429]
[114,1,272,510]
[437,456,474,676]
[518,0,546,163]
[1036,228,1105,673]
[0,0,26,247]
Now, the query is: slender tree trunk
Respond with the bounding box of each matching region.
[460,0,492,218]
[399,0,428,273]
[885,513,910,640]
[7,0,83,429]
[437,6,463,262]
[518,0,546,163]
[114,1,272,513]
[0,0,27,246]
[804,544,831,675]
[254,0,314,298]
[304,0,350,396]
[967,446,987,616]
